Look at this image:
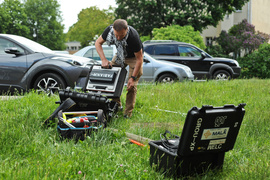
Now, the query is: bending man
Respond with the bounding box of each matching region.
[95,19,143,118]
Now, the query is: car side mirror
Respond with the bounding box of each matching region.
[143,58,150,63]
[5,47,24,56]
[199,52,206,60]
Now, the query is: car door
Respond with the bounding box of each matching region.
[0,37,28,91]
[150,44,179,63]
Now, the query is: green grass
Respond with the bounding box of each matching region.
[0,79,270,179]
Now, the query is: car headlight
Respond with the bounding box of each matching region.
[68,60,82,66]
[52,57,84,66]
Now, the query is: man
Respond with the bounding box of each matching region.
[95,19,143,118]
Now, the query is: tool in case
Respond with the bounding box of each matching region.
[57,109,106,141]
[149,103,246,177]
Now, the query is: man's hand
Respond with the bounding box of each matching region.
[95,35,112,68]
[101,59,112,69]
[127,77,135,90]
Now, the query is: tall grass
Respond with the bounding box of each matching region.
[0,79,269,179]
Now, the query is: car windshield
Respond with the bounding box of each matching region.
[10,35,53,53]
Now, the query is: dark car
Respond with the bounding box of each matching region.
[0,34,96,95]
[143,40,241,80]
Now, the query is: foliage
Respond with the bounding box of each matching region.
[229,19,269,55]
[24,0,65,50]
[66,6,114,47]
[229,19,255,35]
[241,31,269,54]
[151,25,206,49]
[140,35,151,43]
[216,30,242,56]
[0,0,65,50]
[217,19,270,58]
[115,0,249,36]
[205,45,230,58]
[0,0,30,36]
[238,43,270,79]
[1,79,270,179]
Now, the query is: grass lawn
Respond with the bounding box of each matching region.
[0,79,269,179]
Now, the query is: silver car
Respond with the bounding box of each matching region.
[0,34,96,95]
[74,45,194,83]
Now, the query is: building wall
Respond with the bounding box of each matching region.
[251,0,270,34]
[65,41,81,54]
[234,4,249,25]
[220,13,235,32]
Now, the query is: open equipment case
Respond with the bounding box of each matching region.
[55,65,127,141]
[149,103,246,177]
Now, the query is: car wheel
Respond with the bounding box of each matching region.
[33,73,66,95]
[213,70,231,80]
[157,73,176,83]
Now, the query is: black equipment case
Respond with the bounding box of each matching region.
[58,65,127,118]
[149,104,246,177]
[83,65,127,98]
[54,65,127,140]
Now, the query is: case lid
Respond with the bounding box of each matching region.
[84,65,127,98]
[177,104,246,156]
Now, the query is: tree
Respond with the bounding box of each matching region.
[238,43,270,79]
[216,30,242,56]
[66,6,114,47]
[0,0,30,36]
[24,0,65,50]
[217,19,270,58]
[115,0,249,36]
[205,44,230,58]
[151,25,206,49]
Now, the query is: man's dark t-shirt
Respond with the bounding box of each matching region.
[102,25,143,58]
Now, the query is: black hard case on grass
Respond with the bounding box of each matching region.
[56,65,127,140]
[58,65,127,120]
[149,141,225,177]
[149,104,246,177]
[58,90,117,120]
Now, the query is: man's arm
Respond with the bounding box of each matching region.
[127,49,143,90]
[95,35,111,68]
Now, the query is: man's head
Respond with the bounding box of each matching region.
[113,19,128,41]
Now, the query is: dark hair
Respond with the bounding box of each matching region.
[113,19,128,31]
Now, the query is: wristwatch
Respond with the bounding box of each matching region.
[131,76,137,80]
